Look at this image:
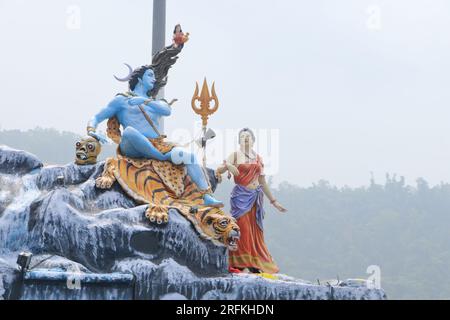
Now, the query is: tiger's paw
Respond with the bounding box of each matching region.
[145,206,169,225]
[95,175,115,189]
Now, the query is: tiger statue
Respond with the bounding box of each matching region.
[95,118,240,250]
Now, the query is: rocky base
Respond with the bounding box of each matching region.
[0,145,386,300]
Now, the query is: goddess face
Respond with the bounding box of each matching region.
[239,130,254,149]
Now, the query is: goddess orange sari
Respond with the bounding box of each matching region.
[228,156,279,274]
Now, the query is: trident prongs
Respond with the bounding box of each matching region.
[191,78,219,127]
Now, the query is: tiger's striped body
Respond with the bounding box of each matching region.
[97,155,240,249]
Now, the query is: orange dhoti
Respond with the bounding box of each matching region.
[228,154,279,274]
[229,203,279,274]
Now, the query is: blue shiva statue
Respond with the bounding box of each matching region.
[86,42,223,208]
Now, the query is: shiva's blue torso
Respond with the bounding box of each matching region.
[89,94,171,139]
[86,67,223,206]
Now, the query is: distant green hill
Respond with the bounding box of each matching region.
[1,127,449,299]
[0,127,116,165]
[263,178,450,299]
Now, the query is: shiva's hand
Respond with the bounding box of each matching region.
[128,97,148,106]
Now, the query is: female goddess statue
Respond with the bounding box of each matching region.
[217,128,287,274]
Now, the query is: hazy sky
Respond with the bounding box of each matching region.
[1,0,450,187]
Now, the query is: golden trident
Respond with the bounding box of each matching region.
[191,78,219,169]
[191,78,219,127]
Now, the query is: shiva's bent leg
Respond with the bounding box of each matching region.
[120,127,170,161]
[170,147,223,207]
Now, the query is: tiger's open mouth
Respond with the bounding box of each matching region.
[226,229,240,251]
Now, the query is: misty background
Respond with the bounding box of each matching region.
[1,0,450,299]
[1,0,450,187]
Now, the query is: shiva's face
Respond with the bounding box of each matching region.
[239,131,254,149]
[141,69,156,91]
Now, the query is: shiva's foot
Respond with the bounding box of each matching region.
[203,193,224,208]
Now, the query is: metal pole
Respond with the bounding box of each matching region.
[152,0,166,57]
[152,0,166,131]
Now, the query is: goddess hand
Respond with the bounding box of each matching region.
[272,201,287,213]
[215,170,223,183]
[227,164,240,176]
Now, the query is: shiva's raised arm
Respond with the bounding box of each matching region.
[87,96,125,133]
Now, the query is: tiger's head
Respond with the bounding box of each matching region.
[200,209,240,251]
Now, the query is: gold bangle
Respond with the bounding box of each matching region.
[87,126,95,132]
